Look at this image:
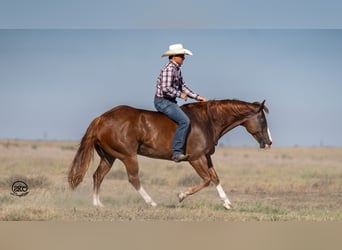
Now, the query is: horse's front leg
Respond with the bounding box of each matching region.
[178,155,232,210]
[178,156,211,202]
[178,179,211,202]
[215,183,232,210]
[208,166,232,210]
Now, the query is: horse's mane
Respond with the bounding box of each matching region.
[181,99,269,116]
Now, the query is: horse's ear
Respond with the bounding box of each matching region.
[259,100,269,113]
[258,100,266,112]
[261,100,265,108]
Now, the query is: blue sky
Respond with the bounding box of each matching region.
[1,1,342,147]
[1,0,342,29]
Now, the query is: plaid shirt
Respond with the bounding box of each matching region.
[155,60,199,101]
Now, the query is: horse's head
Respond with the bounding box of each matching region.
[243,100,273,149]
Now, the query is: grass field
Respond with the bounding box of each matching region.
[0,140,341,221]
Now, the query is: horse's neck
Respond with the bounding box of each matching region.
[210,102,252,141]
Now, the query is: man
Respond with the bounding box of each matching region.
[154,44,206,162]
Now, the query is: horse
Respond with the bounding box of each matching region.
[68,99,272,210]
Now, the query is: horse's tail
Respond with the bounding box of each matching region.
[68,116,100,190]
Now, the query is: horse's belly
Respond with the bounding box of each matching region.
[137,143,171,160]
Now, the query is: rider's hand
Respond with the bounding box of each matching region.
[181,92,188,101]
[197,96,207,102]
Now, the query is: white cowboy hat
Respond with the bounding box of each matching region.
[161,44,193,57]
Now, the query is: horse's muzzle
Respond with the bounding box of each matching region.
[260,140,272,149]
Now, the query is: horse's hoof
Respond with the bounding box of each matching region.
[178,192,187,202]
[150,201,157,207]
[223,203,232,210]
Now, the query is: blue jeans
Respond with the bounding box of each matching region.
[154,97,190,157]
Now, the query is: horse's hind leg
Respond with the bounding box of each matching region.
[93,156,115,207]
[122,155,157,207]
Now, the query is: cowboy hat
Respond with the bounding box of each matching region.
[161,44,193,57]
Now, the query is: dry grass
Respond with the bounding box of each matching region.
[0,140,342,221]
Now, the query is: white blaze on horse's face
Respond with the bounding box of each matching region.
[267,128,273,143]
[266,127,273,148]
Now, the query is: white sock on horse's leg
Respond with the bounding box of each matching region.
[216,183,232,209]
[93,193,104,207]
[138,186,157,207]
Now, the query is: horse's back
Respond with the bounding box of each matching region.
[99,103,206,122]
[94,105,175,158]
[102,105,155,117]
[101,105,140,118]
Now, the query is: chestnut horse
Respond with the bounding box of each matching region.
[68,99,272,209]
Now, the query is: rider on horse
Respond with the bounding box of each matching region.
[154,44,206,162]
